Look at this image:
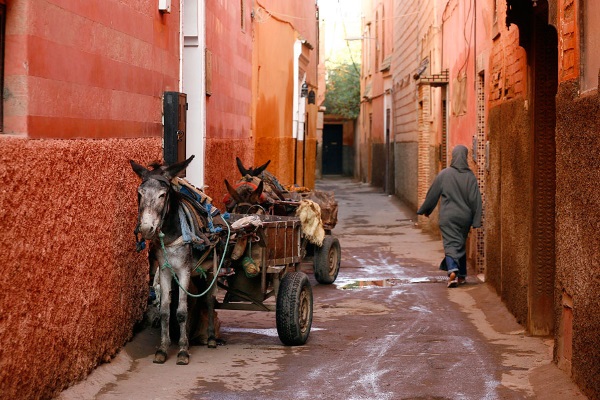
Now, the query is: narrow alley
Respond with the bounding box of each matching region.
[59,178,585,400]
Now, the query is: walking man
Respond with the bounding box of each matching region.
[417,145,482,287]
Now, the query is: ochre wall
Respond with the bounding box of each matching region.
[0,137,162,399]
[256,0,318,87]
[3,0,179,138]
[252,15,295,184]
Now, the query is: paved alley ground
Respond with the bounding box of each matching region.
[59,177,586,400]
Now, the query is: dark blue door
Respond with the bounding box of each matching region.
[323,124,343,175]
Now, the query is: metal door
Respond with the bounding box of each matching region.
[322,124,343,175]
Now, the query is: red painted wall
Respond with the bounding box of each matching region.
[0,137,162,400]
[0,0,179,396]
[3,0,180,138]
[204,0,253,210]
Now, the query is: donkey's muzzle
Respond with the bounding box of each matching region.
[138,222,157,240]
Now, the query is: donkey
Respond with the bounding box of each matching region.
[223,157,338,230]
[223,157,300,215]
[130,155,220,365]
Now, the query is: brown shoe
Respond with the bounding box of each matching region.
[447,272,458,288]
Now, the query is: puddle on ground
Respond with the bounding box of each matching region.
[336,276,448,290]
[337,279,400,289]
[221,327,324,337]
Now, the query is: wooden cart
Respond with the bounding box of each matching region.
[216,214,313,345]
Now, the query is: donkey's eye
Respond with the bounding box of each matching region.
[158,193,166,199]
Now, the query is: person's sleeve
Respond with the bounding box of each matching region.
[470,177,483,228]
[417,174,443,216]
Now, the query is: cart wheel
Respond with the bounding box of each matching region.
[314,236,341,284]
[276,272,313,346]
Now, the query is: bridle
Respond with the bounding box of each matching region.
[134,175,173,250]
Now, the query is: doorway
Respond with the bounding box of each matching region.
[182,0,206,186]
[322,124,343,175]
[529,1,558,336]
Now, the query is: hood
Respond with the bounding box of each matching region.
[450,145,471,173]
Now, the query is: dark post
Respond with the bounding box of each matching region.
[163,92,188,166]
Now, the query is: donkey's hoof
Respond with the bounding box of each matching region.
[153,350,167,364]
[207,338,218,349]
[176,350,189,365]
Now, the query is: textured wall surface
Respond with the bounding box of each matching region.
[394,142,418,210]
[487,98,531,325]
[255,137,296,186]
[0,137,162,399]
[205,138,254,210]
[555,80,600,400]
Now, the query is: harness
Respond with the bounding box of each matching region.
[134,175,231,298]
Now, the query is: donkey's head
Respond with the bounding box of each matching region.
[130,155,194,240]
[236,157,270,177]
[224,179,267,214]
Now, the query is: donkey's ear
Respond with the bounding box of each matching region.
[224,179,243,203]
[252,160,271,176]
[236,157,251,177]
[164,155,195,179]
[249,181,264,204]
[130,160,149,179]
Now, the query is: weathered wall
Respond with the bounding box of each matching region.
[251,0,319,187]
[205,138,254,210]
[205,0,253,209]
[485,0,532,325]
[371,142,385,188]
[3,0,179,138]
[486,98,531,325]
[392,0,418,204]
[0,137,162,400]
[555,79,600,400]
[394,142,418,209]
[251,5,296,185]
[361,0,393,189]
[256,0,318,86]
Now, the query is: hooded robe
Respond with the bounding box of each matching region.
[417,145,482,270]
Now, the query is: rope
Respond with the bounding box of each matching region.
[157,219,231,298]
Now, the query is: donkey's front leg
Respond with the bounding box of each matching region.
[206,287,217,348]
[175,269,191,365]
[154,269,172,364]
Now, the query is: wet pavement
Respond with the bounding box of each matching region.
[59,177,586,400]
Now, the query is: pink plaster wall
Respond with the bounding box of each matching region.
[0,137,162,399]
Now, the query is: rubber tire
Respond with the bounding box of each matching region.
[313,236,341,284]
[276,272,313,346]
